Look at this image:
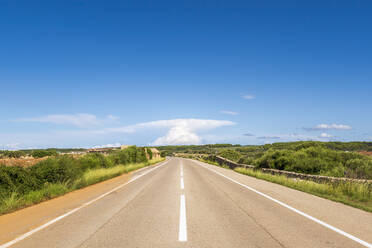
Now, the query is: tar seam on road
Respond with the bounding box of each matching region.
[0,159,171,248]
[179,194,187,242]
[195,160,372,248]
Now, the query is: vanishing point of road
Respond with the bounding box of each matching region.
[1,157,371,248]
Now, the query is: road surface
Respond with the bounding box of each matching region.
[1,157,371,248]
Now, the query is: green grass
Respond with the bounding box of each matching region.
[73,165,128,189]
[0,157,165,215]
[0,183,70,214]
[234,167,372,212]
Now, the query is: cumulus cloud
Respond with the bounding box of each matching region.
[319,133,333,138]
[147,119,235,145]
[242,94,255,100]
[152,126,202,145]
[14,113,119,128]
[304,123,352,131]
[104,118,235,146]
[6,117,234,147]
[220,110,239,115]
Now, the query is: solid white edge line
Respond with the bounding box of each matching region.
[0,159,171,248]
[180,177,184,190]
[193,159,372,248]
[178,194,187,242]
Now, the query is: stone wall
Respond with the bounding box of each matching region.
[205,155,372,185]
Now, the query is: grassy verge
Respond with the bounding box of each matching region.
[0,158,165,215]
[234,167,372,212]
[196,158,372,212]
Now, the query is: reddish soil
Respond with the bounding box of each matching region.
[359,151,372,157]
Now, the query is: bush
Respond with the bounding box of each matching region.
[146,148,153,160]
[0,150,26,158]
[345,158,372,179]
[78,153,114,170]
[30,156,83,185]
[218,149,241,162]
[30,149,58,158]
[0,166,40,196]
[255,147,372,179]
[109,146,148,165]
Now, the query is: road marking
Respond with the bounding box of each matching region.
[195,160,372,248]
[0,159,171,248]
[178,194,187,242]
[180,177,184,190]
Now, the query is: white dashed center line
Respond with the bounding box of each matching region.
[180,177,184,190]
[178,162,187,242]
[178,194,187,242]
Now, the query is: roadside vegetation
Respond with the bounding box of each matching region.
[234,167,372,212]
[158,141,372,179]
[0,146,164,215]
[160,142,372,211]
[0,148,85,159]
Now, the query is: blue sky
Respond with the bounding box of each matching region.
[1,0,371,149]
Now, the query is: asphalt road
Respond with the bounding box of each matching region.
[1,157,372,248]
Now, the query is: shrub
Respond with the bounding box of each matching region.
[31,149,58,158]
[218,149,241,162]
[0,150,26,158]
[30,155,83,185]
[109,146,148,165]
[0,166,40,196]
[78,153,114,170]
[146,148,153,160]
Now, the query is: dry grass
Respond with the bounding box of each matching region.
[0,157,47,167]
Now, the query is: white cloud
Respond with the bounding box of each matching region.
[255,133,325,142]
[220,110,239,115]
[257,135,281,140]
[3,118,235,147]
[152,126,202,145]
[103,119,235,146]
[1,142,21,150]
[242,94,255,100]
[92,142,122,148]
[304,123,352,131]
[15,113,119,128]
[319,133,333,138]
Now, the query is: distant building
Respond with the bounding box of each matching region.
[148,148,161,159]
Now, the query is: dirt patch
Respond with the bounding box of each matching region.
[358,151,372,157]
